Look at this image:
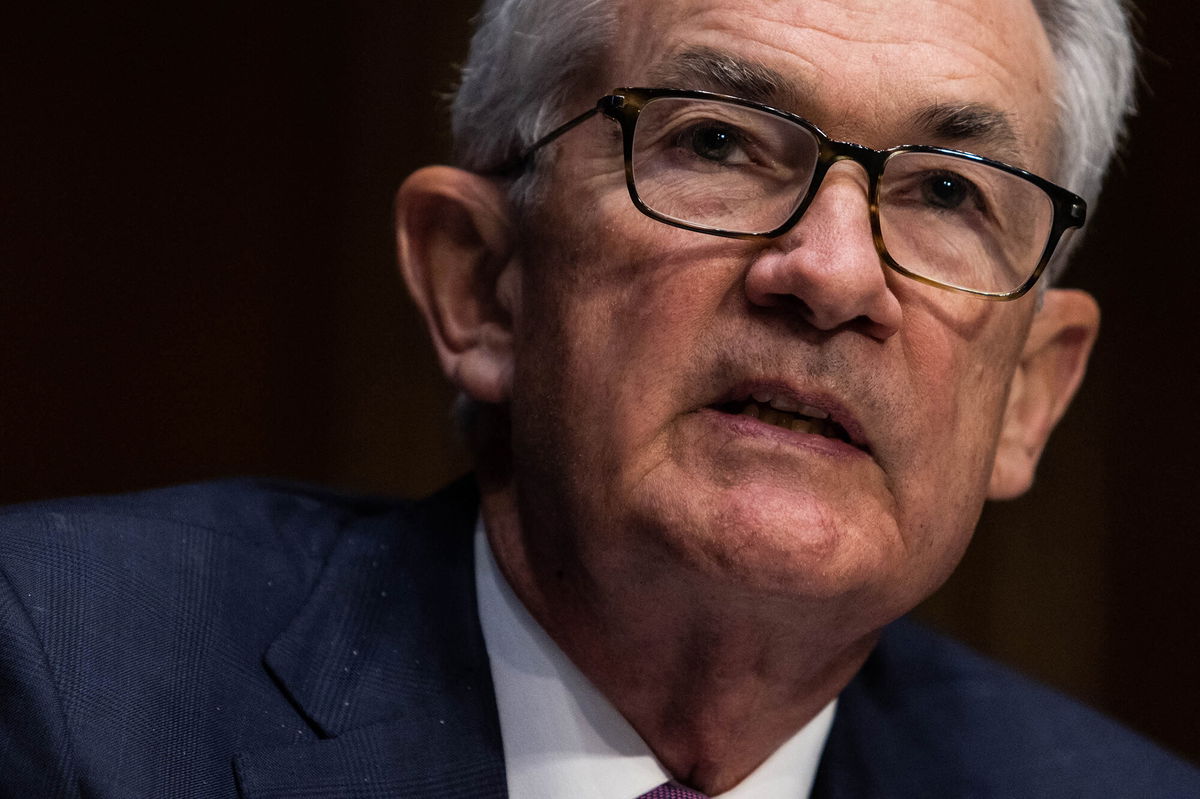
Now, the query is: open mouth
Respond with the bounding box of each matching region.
[712,391,860,449]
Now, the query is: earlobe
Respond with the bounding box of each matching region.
[396,166,519,404]
[988,289,1100,499]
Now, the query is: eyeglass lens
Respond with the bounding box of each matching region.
[629,97,1055,294]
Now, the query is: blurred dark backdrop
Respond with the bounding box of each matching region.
[3,0,1197,763]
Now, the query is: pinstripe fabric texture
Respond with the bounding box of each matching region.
[0,478,506,798]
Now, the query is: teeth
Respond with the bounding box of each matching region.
[728,394,846,442]
[770,395,801,413]
[788,417,823,435]
[760,408,791,428]
[746,391,830,419]
[797,403,829,420]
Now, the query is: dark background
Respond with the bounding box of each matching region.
[3,1,1197,763]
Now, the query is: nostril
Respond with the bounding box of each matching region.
[743,232,903,339]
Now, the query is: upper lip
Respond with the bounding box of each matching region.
[708,380,871,451]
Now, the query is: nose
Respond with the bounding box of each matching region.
[743,164,902,340]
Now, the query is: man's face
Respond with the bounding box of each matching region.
[504,0,1060,624]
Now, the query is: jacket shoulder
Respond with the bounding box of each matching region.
[0,478,474,797]
[0,478,392,552]
[817,619,1200,797]
[0,478,466,661]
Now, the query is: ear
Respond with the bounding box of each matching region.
[988,289,1100,499]
[396,166,519,404]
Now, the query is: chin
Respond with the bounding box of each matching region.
[649,482,911,603]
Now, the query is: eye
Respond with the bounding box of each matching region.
[678,122,750,164]
[921,172,978,210]
[691,124,735,160]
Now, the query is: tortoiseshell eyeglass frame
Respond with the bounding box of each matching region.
[494,88,1087,300]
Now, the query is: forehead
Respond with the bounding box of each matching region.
[610,0,1058,169]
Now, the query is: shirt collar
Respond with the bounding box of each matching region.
[474,517,835,799]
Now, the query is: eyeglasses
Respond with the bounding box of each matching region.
[506,88,1087,300]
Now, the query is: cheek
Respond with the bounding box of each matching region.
[893,308,1025,511]
[518,172,728,399]
[515,276,711,482]
[509,220,668,456]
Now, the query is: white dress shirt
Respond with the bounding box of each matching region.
[474,519,836,799]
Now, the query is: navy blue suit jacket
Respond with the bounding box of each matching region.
[1,479,1197,798]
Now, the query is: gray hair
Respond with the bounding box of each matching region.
[1034,0,1138,277]
[450,0,617,181]
[450,0,1137,282]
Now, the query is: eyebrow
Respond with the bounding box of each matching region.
[646,47,800,109]
[909,103,1023,163]
[645,48,1026,162]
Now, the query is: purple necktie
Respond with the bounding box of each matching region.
[637,781,710,799]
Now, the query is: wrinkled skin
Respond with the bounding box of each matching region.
[506,0,1060,633]
[398,0,1097,791]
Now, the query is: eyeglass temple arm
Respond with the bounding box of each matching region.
[488,104,604,177]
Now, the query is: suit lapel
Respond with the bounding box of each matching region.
[809,621,966,799]
[809,693,881,799]
[235,479,507,798]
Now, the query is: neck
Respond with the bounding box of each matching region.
[583,617,871,794]
[478,477,878,796]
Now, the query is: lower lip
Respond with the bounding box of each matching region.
[695,407,869,460]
